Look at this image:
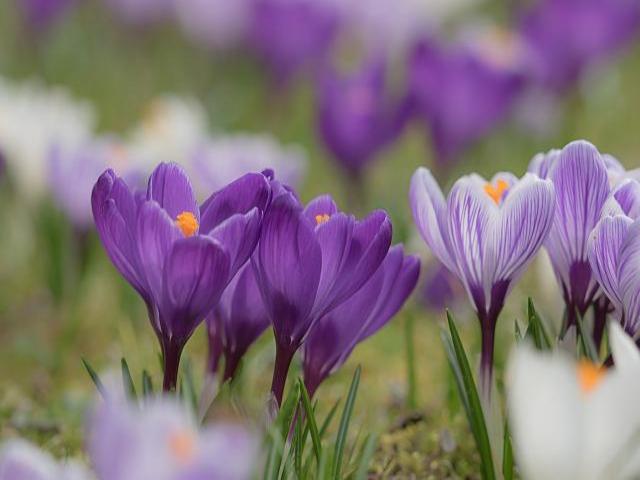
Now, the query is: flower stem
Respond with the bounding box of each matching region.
[405,313,417,409]
[479,318,496,398]
[162,341,184,392]
[270,346,295,408]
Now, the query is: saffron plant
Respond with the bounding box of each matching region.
[410,167,555,392]
[91,163,270,391]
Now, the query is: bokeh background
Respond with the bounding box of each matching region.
[1,0,639,474]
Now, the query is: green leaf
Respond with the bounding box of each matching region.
[181,358,198,413]
[82,358,105,397]
[332,366,361,480]
[576,314,599,362]
[121,358,137,400]
[317,447,329,480]
[404,313,418,409]
[503,423,514,480]
[264,383,302,480]
[354,434,378,480]
[526,298,551,350]
[319,398,341,439]
[445,311,496,480]
[142,370,154,397]
[298,378,322,464]
[515,320,524,343]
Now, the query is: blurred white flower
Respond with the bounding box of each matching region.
[189,132,307,197]
[508,323,640,480]
[0,77,95,201]
[127,95,209,172]
[0,439,92,480]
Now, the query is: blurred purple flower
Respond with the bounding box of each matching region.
[206,263,270,382]
[0,439,89,480]
[317,58,403,178]
[101,0,173,25]
[519,0,640,92]
[249,0,340,85]
[302,245,419,397]
[421,261,464,312]
[410,167,555,391]
[252,191,392,405]
[529,141,611,327]
[17,0,74,32]
[88,396,257,480]
[91,163,270,390]
[406,39,523,168]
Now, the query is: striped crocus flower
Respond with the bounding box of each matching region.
[92,163,271,391]
[410,167,555,391]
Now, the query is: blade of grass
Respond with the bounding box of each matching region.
[446,311,496,480]
[142,370,154,396]
[576,314,599,362]
[265,384,301,480]
[404,313,417,409]
[526,298,551,349]
[121,358,137,400]
[82,358,105,397]
[319,398,341,439]
[332,366,361,480]
[503,423,514,480]
[354,434,378,480]
[298,378,322,463]
[181,358,198,413]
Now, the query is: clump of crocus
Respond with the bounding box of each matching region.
[206,263,271,383]
[91,163,270,391]
[529,141,614,330]
[18,0,75,33]
[405,38,523,170]
[316,57,403,184]
[518,0,640,93]
[88,394,258,480]
[508,323,640,480]
[252,191,392,406]
[302,245,419,397]
[410,167,555,392]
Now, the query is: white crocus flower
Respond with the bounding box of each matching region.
[508,323,640,480]
[127,95,209,173]
[0,77,95,201]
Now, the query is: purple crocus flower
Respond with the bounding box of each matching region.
[92,163,270,391]
[252,191,392,406]
[317,57,403,179]
[528,141,612,328]
[206,263,271,382]
[519,0,640,92]
[406,38,523,169]
[249,0,340,85]
[101,0,174,25]
[0,439,89,480]
[588,179,640,335]
[18,0,74,32]
[410,167,555,391]
[302,245,419,397]
[88,396,257,480]
[421,261,464,312]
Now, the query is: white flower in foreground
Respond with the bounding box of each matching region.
[0,439,91,480]
[189,132,307,196]
[0,77,95,200]
[508,323,640,480]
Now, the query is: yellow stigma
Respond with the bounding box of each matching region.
[315,214,331,225]
[175,211,198,237]
[484,179,509,205]
[168,430,196,465]
[577,360,605,394]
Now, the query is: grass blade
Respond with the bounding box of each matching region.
[404,313,417,409]
[82,358,105,397]
[446,311,496,480]
[503,423,514,480]
[121,358,137,400]
[319,398,341,439]
[332,366,361,480]
[181,358,198,413]
[526,297,551,350]
[142,370,154,396]
[354,434,378,480]
[298,378,322,463]
[576,314,599,362]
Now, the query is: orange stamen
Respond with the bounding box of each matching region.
[168,430,196,464]
[175,211,198,237]
[484,179,509,204]
[577,360,605,394]
[315,214,331,225]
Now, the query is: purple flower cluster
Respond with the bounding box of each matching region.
[92,163,418,404]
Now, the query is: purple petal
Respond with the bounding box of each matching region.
[544,140,610,310]
[136,200,181,305]
[617,219,640,333]
[200,172,271,233]
[527,149,560,179]
[147,163,199,222]
[252,193,322,348]
[409,167,456,272]
[488,174,555,290]
[162,237,231,343]
[302,194,339,225]
[613,179,640,219]
[588,215,632,315]
[208,208,263,277]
